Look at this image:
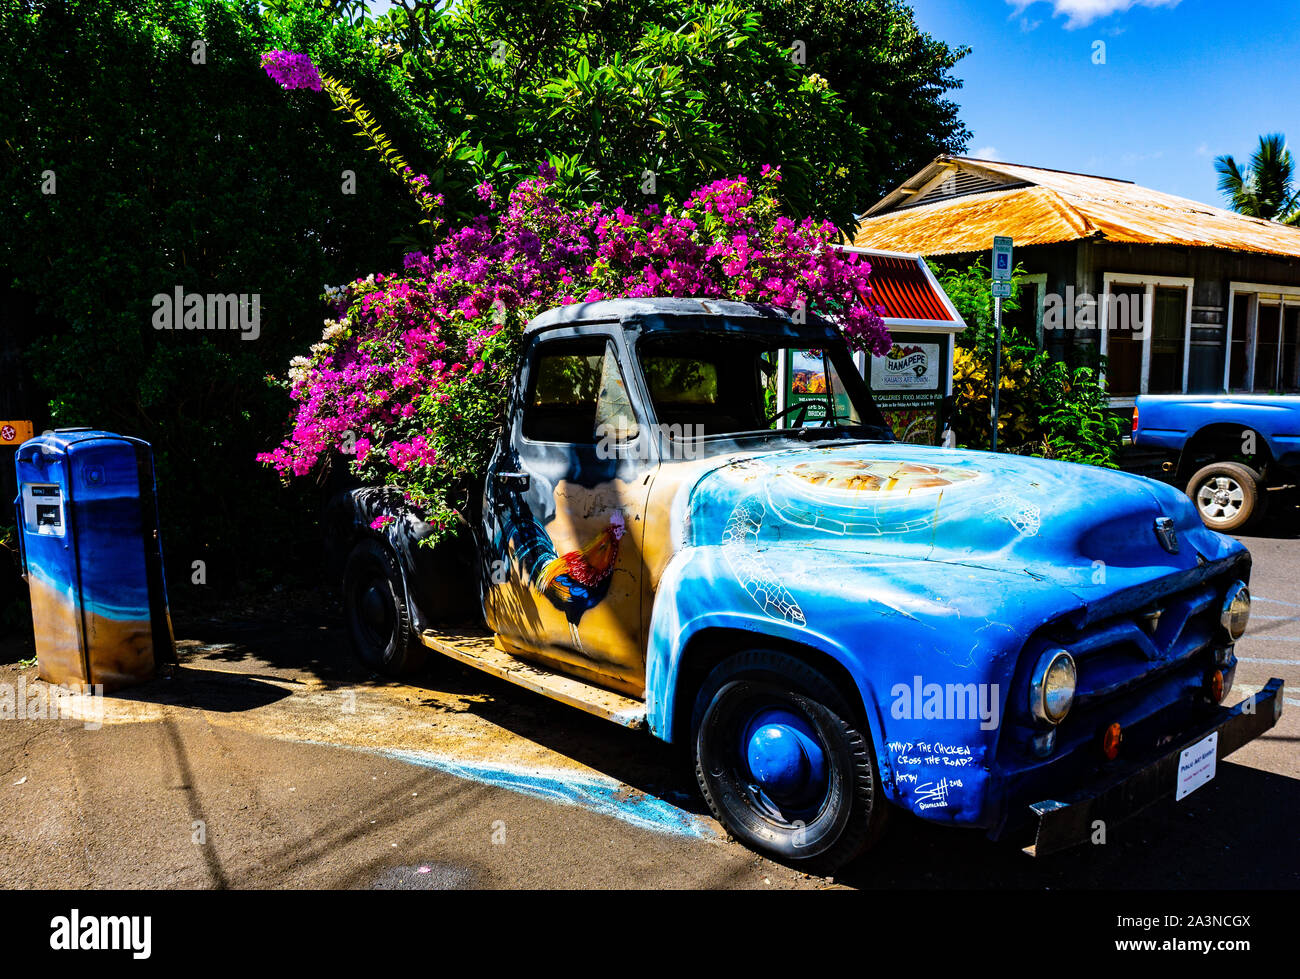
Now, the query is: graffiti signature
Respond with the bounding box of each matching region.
[915,777,959,811]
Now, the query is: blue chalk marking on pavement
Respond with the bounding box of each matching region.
[1236,656,1300,665]
[365,747,719,840]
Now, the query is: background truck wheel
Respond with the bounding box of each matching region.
[343,538,426,677]
[1187,461,1266,532]
[691,649,887,876]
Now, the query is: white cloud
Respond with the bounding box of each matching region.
[973,146,1003,161]
[1120,149,1164,165]
[1007,0,1181,29]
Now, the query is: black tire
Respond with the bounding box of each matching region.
[691,649,887,876]
[343,538,427,676]
[1187,461,1266,532]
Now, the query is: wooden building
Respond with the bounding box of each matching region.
[852,156,1300,406]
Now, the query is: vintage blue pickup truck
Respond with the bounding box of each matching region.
[1133,394,1300,531]
[327,298,1283,872]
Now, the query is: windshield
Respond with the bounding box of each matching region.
[786,347,863,428]
[636,330,890,439]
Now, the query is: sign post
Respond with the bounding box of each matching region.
[990,236,1013,452]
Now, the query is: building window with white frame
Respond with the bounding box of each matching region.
[1100,273,1194,402]
[1226,283,1300,394]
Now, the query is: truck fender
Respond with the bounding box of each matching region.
[324,487,479,628]
[643,545,897,798]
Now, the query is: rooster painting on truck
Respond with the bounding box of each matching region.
[326,298,1283,873]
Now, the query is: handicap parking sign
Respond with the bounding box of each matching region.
[992,236,1013,281]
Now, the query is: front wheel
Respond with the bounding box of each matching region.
[1187,461,1266,532]
[691,650,887,876]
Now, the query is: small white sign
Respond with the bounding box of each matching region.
[992,235,1013,281]
[871,342,940,391]
[992,280,1013,299]
[1175,731,1218,801]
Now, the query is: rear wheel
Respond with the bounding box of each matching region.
[343,538,426,676]
[691,650,886,876]
[1187,461,1266,532]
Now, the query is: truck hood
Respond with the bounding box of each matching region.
[684,441,1244,609]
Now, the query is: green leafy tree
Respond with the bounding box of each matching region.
[751,0,971,217]
[933,258,1028,354]
[1215,133,1300,224]
[0,0,427,597]
[346,0,969,231]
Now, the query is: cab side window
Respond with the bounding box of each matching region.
[523,338,639,444]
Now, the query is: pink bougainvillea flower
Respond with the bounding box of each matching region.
[259,168,889,532]
[260,50,323,92]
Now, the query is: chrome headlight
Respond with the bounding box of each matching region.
[1030,649,1077,725]
[1221,582,1250,641]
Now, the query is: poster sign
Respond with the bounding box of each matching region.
[865,332,948,446]
[870,342,940,392]
[780,335,952,446]
[784,349,851,424]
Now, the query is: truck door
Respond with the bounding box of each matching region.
[483,327,657,697]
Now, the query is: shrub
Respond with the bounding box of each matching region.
[259,163,891,537]
[938,260,1125,466]
[0,0,426,598]
[951,346,1125,466]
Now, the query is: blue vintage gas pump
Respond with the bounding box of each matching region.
[14,429,174,690]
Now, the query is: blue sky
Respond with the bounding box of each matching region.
[908,0,1300,207]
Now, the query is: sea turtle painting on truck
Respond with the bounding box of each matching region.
[326,298,1283,873]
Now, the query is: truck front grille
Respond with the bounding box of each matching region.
[1016,578,1229,763]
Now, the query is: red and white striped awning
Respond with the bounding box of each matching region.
[839,246,966,332]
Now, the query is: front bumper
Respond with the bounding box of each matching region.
[1022,678,1285,857]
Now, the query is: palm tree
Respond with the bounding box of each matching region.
[1215,133,1300,224]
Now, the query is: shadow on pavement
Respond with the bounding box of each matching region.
[836,755,1300,889]
[113,664,295,713]
[160,592,1297,888]
[1245,490,1300,539]
[415,662,707,815]
[165,600,707,817]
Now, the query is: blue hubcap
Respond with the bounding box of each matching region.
[743,709,828,808]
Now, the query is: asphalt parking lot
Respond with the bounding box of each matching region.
[1,497,1297,890]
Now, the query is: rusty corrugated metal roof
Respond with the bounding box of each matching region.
[852,157,1300,259]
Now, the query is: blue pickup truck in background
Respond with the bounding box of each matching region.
[1133,395,1300,531]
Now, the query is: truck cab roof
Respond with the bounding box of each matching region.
[523,297,839,341]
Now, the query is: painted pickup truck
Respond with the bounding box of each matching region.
[1133,394,1300,531]
[327,298,1283,872]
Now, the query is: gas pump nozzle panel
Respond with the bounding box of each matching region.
[14,430,175,691]
[22,483,65,536]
